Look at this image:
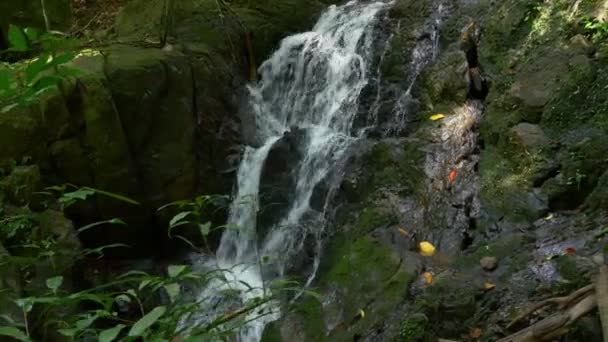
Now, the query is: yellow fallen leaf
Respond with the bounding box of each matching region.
[358,309,365,318]
[398,228,410,236]
[484,282,496,290]
[419,241,436,256]
[423,272,433,285]
[429,114,445,121]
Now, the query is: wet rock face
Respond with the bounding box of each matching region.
[257,128,307,236]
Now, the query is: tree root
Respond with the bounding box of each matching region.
[498,264,608,342]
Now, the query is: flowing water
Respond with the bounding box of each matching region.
[188,0,458,340]
[196,1,391,340]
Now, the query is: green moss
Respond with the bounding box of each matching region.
[542,63,608,132]
[354,207,395,236]
[326,236,396,285]
[364,141,425,195]
[553,255,590,293]
[321,235,415,341]
[454,234,529,274]
[292,296,327,342]
[411,276,479,337]
[479,146,550,222]
[398,314,428,342]
[260,322,283,342]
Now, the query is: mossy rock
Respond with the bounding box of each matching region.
[418,49,468,110]
[0,165,41,206]
[454,234,529,275]
[398,313,429,342]
[479,146,550,222]
[320,235,416,341]
[412,273,481,338]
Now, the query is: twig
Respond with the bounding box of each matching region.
[507,284,594,329]
[597,265,608,341]
[498,293,597,342]
[40,0,51,32]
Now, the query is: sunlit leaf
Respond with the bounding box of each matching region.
[199,222,211,236]
[99,324,125,342]
[115,294,131,304]
[419,241,436,257]
[46,276,63,292]
[168,265,187,278]
[484,282,496,290]
[164,283,180,303]
[429,113,445,121]
[139,279,152,291]
[14,298,34,313]
[170,212,191,228]
[127,306,166,337]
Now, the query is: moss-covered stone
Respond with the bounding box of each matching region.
[418,49,468,110]
[398,313,429,342]
[454,234,529,275]
[0,165,41,206]
[479,146,551,222]
[320,235,415,340]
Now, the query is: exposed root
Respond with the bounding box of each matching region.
[597,265,608,341]
[506,284,594,329]
[498,294,597,342]
[499,264,608,342]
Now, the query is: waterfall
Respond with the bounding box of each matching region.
[191,1,391,341]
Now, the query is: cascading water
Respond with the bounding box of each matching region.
[191,1,391,341]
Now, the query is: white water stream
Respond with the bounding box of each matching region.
[192,1,391,341]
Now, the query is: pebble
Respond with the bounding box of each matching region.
[480,256,498,271]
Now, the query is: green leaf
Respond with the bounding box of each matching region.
[164,283,180,303]
[99,324,125,342]
[127,306,166,337]
[24,27,40,42]
[109,218,126,225]
[199,222,211,236]
[8,25,28,51]
[115,294,131,304]
[0,326,29,341]
[0,67,12,92]
[169,212,191,228]
[82,187,140,205]
[25,53,51,84]
[138,279,152,291]
[46,276,63,292]
[58,328,78,337]
[77,219,126,234]
[59,187,96,206]
[14,298,34,313]
[167,265,187,278]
